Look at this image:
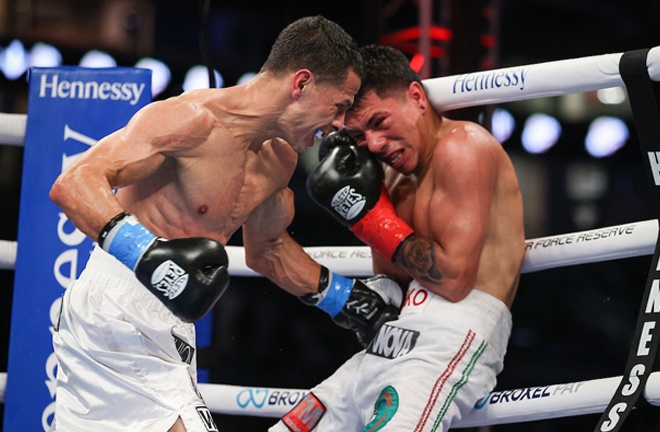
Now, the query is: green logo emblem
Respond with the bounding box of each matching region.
[363,385,399,432]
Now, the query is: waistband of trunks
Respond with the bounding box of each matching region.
[82,244,181,321]
[404,281,512,356]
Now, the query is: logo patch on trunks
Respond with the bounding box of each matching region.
[195,406,219,431]
[367,323,419,359]
[364,386,399,431]
[172,333,194,365]
[281,392,326,432]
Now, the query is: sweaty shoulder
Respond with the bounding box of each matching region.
[124,90,218,154]
[431,121,503,180]
[439,121,501,158]
[444,121,497,148]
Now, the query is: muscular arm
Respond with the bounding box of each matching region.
[393,126,497,302]
[49,94,213,240]
[243,188,321,296]
[373,168,415,283]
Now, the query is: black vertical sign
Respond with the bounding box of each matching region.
[594,49,660,432]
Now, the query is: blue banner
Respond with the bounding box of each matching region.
[3,67,152,431]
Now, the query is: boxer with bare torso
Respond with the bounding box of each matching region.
[270,44,525,431]
[49,16,377,432]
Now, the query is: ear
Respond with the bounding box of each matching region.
[291,69,313,100]
[407,81,428,112]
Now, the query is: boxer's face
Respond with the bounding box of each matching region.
[289,68,361,153]
[345,86,425,175]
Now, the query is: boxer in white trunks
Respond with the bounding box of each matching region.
[47,16,402,432]
[269,44,525,431]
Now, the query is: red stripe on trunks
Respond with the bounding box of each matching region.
[414,330,476,432]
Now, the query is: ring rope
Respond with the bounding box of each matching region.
[0,219,655,275]
[0,113,26,147]
[424,45,660,111]
[0,45,659,148]
[188,372,660,425]
[0,239,17,270]
[1,369,660,425]
[192,372,660,424]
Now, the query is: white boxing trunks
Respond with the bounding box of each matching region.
[51,245,218,432]
[270,282,512,432]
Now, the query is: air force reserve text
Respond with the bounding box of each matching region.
[39,73,146,105]
[525,224,636,251]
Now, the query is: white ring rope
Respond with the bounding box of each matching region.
[0,219,655,275]
[0,372,5,404]
[227,219,659,276]
[189,372,660,424]
[0,239,17,270]
[424,45,660,111]
[1,369,660,424]
[520,219,657,273]
[0,45,659,147]
[0,49,658,426]
[0,113,26,147]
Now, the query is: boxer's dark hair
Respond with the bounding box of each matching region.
[351,45,424,111]
[261,16,363,85]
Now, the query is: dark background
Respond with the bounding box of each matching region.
[1,0,660,430]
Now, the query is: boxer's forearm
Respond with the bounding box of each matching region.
[245,230,322,297]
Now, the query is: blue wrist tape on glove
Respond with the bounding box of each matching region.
[105,218,156,270]
[316,272,354,317]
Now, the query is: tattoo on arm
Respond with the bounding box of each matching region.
[398,237,443,284]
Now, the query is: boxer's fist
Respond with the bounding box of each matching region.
[307,130,384,229]
[301,267,403,347]
[317,128,362,161]
[307,130,414,261]
[332,274,403,347]
[99,212,229,322]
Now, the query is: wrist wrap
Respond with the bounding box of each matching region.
[98,212,156,270]
[300,266,354,317]
[98,211,131,247]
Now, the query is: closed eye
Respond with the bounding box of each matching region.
[367,112,386,130]
[348,131,366,146]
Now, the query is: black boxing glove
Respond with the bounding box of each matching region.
[307,130,414,261]
[301,266,403,347]
[98,212,229,323]
[317,127,357,161]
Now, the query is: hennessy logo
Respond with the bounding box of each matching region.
[452,67,529,93]
[39,73,146,105]
[331,185,366,220]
